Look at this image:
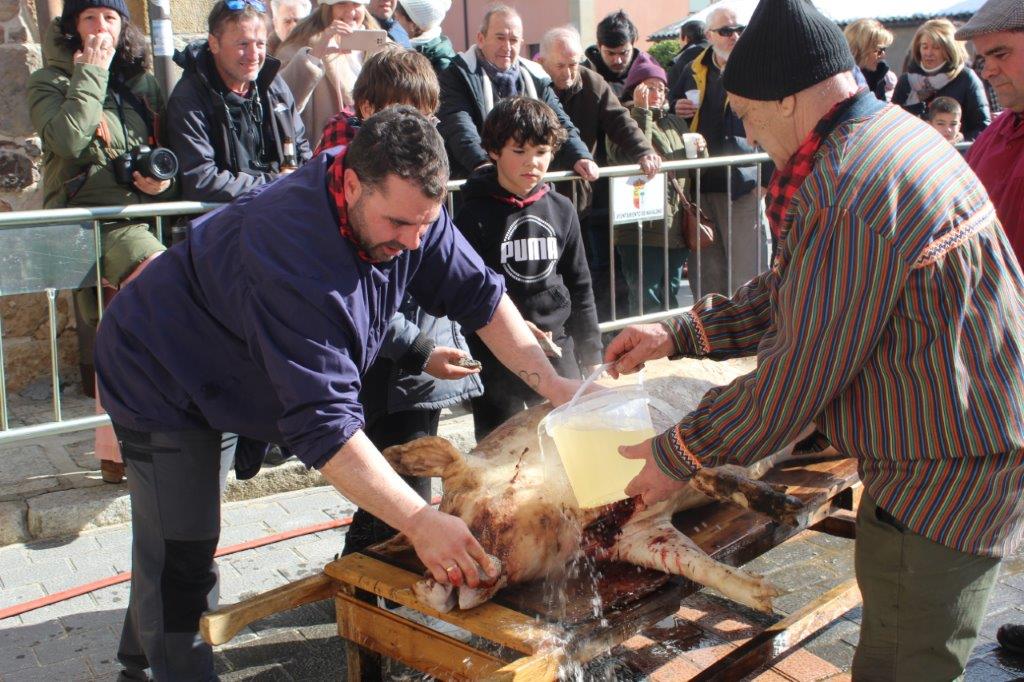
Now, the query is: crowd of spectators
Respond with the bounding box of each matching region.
[25,0,1018,523]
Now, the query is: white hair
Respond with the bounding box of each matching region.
[539,25,583,58]
[271,0,312,13]
[706,5,737,29]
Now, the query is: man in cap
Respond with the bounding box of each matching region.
[604,0,1024,677]
[956,0,1024,656]
[957,0,1024,268]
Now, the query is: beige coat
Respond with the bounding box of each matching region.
[276,40,367,148]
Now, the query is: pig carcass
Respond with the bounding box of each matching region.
[379,357,801,615]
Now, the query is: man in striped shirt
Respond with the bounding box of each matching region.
[605,0,1024,678]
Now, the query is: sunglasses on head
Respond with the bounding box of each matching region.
[225,0,267,12]
[711,25,745,37]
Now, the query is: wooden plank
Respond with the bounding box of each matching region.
[480,651,565,681]
[811,509,857,539]
[689,578,862,682]
[200,573,336,646]
[335,591,510,681]
[326,553,557,654]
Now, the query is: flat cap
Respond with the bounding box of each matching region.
[955,0,1024,40]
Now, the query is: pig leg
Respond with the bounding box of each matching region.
[612,520,779,614]
[456,556,507,610]
[413,578,457,613]
[690,465,806,526]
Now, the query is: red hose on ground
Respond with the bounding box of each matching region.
[0,494,442,620]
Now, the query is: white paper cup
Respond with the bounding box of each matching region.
[682,133,704,159]
[685,89,701,106]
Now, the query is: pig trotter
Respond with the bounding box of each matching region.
[691,466,805,526]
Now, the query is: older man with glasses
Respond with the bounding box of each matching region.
[166,0,310,202]
[667,5,769,299]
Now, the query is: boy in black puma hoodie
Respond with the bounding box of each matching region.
[455,97,602,440]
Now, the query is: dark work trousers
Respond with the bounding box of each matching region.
[341,407,439,557]
[113,425,237,682]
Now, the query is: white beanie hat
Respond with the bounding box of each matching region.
[398,0,450,30]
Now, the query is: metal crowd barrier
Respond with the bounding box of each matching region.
[8,144,966,445]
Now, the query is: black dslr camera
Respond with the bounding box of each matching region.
[113,145,179,185]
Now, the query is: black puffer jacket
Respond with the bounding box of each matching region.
[167,41,311,201]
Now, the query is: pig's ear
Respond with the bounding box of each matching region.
[381,436,462,477]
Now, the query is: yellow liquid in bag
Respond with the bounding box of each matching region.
[550,423,656,508]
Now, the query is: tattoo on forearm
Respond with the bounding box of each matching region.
[518,371,541,390]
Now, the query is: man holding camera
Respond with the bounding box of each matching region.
[97,106,580,681]
[167,0,311,202]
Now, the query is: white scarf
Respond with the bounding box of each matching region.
[904,61,957,107]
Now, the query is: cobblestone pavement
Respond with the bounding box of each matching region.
[0,486,1021,681]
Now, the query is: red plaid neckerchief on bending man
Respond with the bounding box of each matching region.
[315,107,359,156]
[327,146,373,262]
[764,91,865,238]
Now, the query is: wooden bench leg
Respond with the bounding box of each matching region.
[346,639,383,682]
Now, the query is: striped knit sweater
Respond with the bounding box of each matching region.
[654,94,1024,558]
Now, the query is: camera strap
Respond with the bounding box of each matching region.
[110,78,156,146]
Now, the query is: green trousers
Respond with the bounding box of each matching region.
[852,493,1001,681]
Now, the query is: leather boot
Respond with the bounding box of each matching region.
[997,623,1024,656]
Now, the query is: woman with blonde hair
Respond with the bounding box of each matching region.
[275,0,384,147]
[844,18,896,101]
[893,18,990,139]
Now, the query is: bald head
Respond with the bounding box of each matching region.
[538,26,584,91]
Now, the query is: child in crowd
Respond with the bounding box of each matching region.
[319,48,485,556]
[315,45,440,152]
[455,97,602,441]
[927,96,964,144]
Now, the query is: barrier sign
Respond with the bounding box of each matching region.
[611,173,665,225]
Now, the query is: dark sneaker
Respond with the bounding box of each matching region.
[996,622,1024,656]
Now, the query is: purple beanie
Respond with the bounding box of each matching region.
[622,52,668,100]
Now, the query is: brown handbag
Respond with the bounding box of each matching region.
[669,176,715,250]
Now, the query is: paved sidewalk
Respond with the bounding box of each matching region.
[0,379,475,547]
[0,486,1020,681]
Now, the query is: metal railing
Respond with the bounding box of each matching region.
[0,151,782,445]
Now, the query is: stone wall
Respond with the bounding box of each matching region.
[0,1,79,395]
[0,0,42,213]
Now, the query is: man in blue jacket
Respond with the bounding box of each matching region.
[96,107,580,681]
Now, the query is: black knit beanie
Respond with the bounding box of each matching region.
[61,0,130,23]
[722,0,854,100]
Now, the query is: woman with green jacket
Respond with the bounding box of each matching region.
[28,0,176,482]
[609,61,704,317]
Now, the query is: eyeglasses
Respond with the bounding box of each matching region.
[710,25,745,37]
[225,0,266,12]
[874,46,888,56]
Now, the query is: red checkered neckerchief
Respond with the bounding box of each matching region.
[327,146,373,262]
[314,107,359,156]
[765,91,864,238]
